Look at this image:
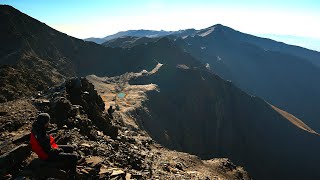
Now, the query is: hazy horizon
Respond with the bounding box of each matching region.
[2,0,320,51]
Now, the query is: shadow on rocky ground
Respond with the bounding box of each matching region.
[0,77,250,179]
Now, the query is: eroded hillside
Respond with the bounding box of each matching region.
[89,62,320,180]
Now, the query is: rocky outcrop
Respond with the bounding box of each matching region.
[0,76,250,179]
[0,144,30,177]
[47,77,118,139]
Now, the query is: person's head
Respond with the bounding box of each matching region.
[36,113,51,129]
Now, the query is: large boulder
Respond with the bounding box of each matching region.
[17,158,68,179]
[49,77,118,139]
[0,144,31,177]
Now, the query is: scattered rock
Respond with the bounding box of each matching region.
[33,99,50,112]
[0,77,250,179]
[0,112,7,116]
[81,143,92,148]
[80,168,91,176]
[111,169,125,177]
[175,162,184,171]
[0,144,31,176]
[3,174,12,180]
[12,132,30,144]
[131,173,143,179]
[162,163,170,172]
[85,156,103,167]
[99,167,112,175]
[222,159,237,170]
[125,173,132,180]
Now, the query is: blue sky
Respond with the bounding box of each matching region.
[2,0,320,50]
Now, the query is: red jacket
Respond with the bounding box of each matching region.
[30,132,59,160]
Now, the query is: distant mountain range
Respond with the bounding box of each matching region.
[85,30,176,44]
[85,29,197,44]
[95,24,320,133]
[258,34,320,52]
[85,27,320,53]
[2,5,320,180]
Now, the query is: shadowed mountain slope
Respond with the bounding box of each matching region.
[102,36,160,48]
[214,25,320,67]
[171,24,320,132]
[100,25,320,132]
[0,5,198,102]
[129,63,320,180]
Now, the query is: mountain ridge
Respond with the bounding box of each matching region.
[92,23,320,57]
[85,28,198,44]
[127,62,320,180]
[1,5,320,180]
[172,26,320,133]
[98,26,320,133]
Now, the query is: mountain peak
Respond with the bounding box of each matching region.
[194,24,231,37]
[213,23,224,27]
[0,5,19,15]
[211,24,235,32]
[0,4,15,9]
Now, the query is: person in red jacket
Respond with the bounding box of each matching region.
[30,113,78,174]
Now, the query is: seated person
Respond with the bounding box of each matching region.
[30,113,78,174]
[107,105,115,119]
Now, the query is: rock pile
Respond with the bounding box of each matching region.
[0,77,152,179]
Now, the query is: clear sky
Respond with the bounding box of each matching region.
[2,0,320,46]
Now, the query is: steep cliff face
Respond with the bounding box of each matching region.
[0,5,88,101]
[90,25,320,134]
[173,24,320,133]
[129,64,320,180]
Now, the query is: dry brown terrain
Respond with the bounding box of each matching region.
[270,105,319,135]
[87,64,250,179]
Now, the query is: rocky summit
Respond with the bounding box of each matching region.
[0,77,250,179]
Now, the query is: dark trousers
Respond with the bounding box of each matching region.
[48,145,78,173]
[59,145,76,153]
